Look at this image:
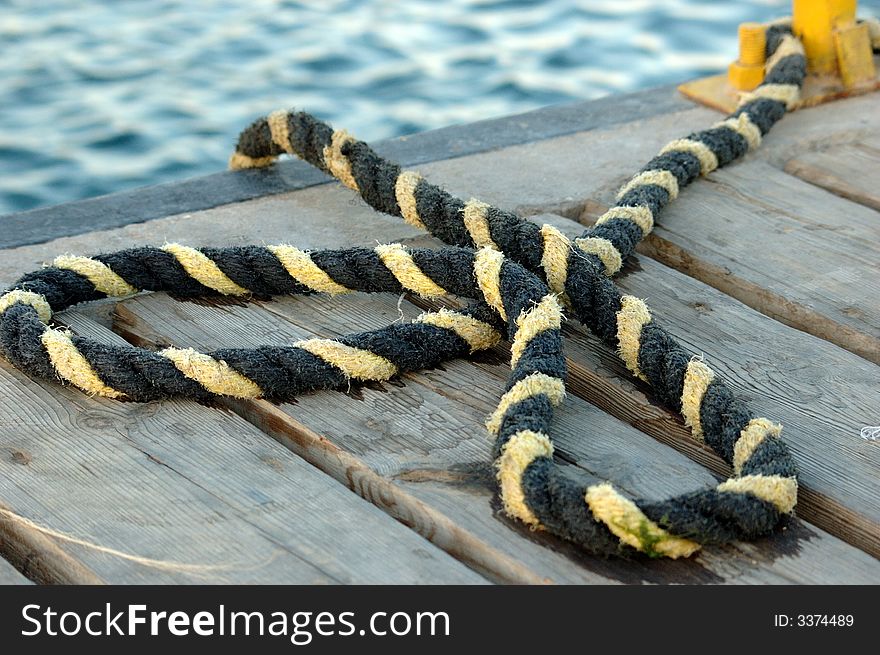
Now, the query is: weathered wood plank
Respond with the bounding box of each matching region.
[0,496,103,584]
[0,314,486,584]
[749,95,880,169]
[0,85,690,250]
[0,554,30,585]
[784,141,880,212]
[523,214,880,558]
[116,290,880,583]
[3,93,876,354]
[587,160,880,363]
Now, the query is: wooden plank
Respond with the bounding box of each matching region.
[4,93,876,350]
[785,142,880,212]
[0,184,424,285]
[115,298,609,584]
[590,160,880,364]
[116,290,880,583]
[0,314,486,584]
[0,85,690,250]
[0,100,721,285]
[521,214,880,558]
[0,555,30,585]
[367,93,879,223]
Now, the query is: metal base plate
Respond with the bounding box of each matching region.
[678,55,880,113]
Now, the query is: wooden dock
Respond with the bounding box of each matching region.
[0,85,878,584]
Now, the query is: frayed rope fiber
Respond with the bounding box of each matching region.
[220,22,806,557]
[0,23,806,560]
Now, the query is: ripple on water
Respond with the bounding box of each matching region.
[3,0,869,215]
[87,131,150,151]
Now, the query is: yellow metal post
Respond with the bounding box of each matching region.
[792,0,857,74]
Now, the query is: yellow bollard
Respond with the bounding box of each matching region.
[793,0,857,74]
[792,0,874,86]
[681,0,879,112]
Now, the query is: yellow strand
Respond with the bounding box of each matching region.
[228,152,276,170]
[42,329,125,398]
[680,358,715,440]
[510,294,563,368]
[53,255,138,298]
[617,169,679,202]
[473,247,507,321]
[595,205,654,236]
[715,113,763,150]
[615,295,651,381]
[395,171,427,229]
[717,475,798,514]
[497,430,553,528]
[267,109,293,153]
[162,243,249,296]
[574,236,623,276]
[733,418,783,474]
[486,372,566,435]
[160,347,262,398]
[738,83,800,110]
[0,290,52,324]
[765,34,804,73]
[267,244,351,294]
[295,338,397,381]
[323,129,359,191]
[539,224,572,297]
[375,243,447,298]
[660,138,719,175]
[585,483,700,558]
[462,199,498,249]
[415,309,501,353]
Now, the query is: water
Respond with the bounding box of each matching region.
[1,0,877,215]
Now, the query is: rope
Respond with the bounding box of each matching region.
[223,23,808,556]
[0,240,796,558]
[0,23,808,559]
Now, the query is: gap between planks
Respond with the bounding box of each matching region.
[783,141,880,212]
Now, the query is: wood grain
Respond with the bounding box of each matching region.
[0,313,486,584]
[0,551,31,585]
[116,289,880,583]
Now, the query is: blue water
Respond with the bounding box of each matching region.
[1,0,877,215]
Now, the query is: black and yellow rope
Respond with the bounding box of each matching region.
[231,24,806,279]
[0,21,808,559]
[0,245,506,402]
[0,239,795,558]
[224,21,807,555]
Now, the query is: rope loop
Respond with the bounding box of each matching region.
[1,22,810,558]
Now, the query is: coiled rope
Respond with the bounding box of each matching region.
[1,24,810,558]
